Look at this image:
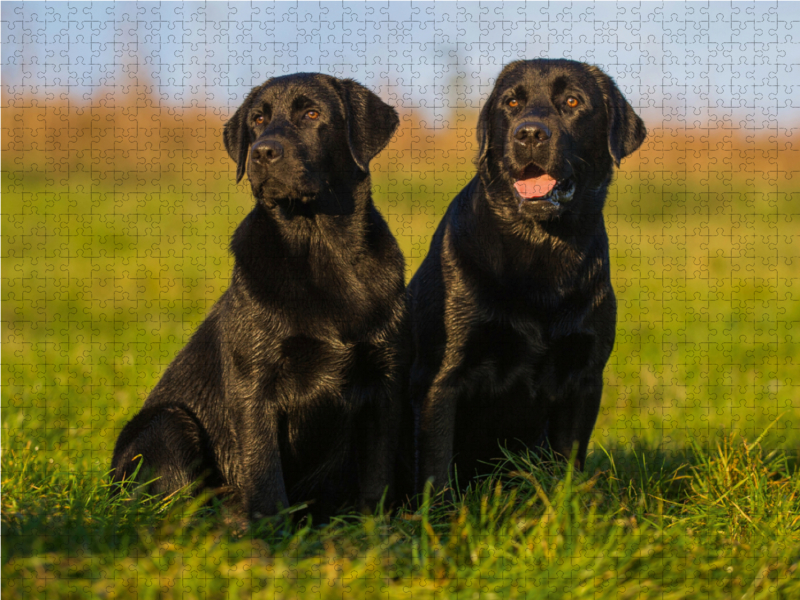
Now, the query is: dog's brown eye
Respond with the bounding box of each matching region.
[566,97,580,108]
[507,98,519,108]
[305,110,320,120]
[255,115,265,125]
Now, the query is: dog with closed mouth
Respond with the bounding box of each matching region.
[407,59,647,492]
[111,73,407,522]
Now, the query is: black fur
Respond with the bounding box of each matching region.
[111,73,407,522]
[407,59,647,492]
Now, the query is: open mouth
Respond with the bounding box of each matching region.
[512,164,575,207]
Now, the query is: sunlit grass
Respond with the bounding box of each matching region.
[3,114,800,596]
[3,430,799,598]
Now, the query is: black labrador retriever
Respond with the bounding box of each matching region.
[407,59,646,492]
[111,73,407,522]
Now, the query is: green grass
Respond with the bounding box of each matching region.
[3,159,800,598]
[3,433,799,598]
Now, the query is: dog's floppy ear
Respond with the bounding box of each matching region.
[476,62,521,168]
[223,84,263,183]
[475,85,500,168]
[592,67,647,167]
[337,79,399,172]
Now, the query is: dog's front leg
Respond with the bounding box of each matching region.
[546,374,604,470]
[355,388,401,511]
[416,376,458,494]
[240,406,289,520]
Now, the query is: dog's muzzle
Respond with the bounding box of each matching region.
[513,163,576,207]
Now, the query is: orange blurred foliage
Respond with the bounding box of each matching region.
[3,85,798,188]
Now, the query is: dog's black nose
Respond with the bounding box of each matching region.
[251,140,284,164]
[513,121,551,145]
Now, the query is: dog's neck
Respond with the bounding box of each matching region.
[239,173,372,245]
[461,175,611,295]
[228,177,387,300]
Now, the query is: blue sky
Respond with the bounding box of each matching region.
[3,2,800,129]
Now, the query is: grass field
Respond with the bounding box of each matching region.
[3,98,800,597]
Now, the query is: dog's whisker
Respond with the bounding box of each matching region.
[326,180,345,214]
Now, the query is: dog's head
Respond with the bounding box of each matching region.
[224,73,399,209]
[476,59,646,221]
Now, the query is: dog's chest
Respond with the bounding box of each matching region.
[456,318,594,399]
[233,334,386,404]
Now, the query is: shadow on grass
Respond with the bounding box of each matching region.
[3,422,799,561]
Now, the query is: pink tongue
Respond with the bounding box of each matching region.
[514,174,557,199]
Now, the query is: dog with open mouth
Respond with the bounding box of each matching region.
[406,59,647,492]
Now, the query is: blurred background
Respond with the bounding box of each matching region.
[3,2,800,473]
